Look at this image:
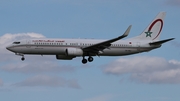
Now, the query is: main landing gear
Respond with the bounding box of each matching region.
[82,56,94,64]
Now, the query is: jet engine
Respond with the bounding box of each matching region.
[56,55,75,60]
[65,48,83,56]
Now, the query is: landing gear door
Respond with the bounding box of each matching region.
[26,40,31,48]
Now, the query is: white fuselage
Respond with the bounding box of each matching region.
[6,38,160,56]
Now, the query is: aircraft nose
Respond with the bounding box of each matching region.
[6,46,11,51]
[6,45,14,52]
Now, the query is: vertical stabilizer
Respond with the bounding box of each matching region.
[131,12,166,41]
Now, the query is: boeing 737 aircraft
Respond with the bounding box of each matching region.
[6,12,174,64]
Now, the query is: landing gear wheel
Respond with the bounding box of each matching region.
[88,57,93,62]
[82,59,87,64]
[21,57,25,61]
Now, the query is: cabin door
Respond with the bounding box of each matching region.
[26,40,31,48]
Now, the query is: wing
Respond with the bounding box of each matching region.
[82,25,132,56]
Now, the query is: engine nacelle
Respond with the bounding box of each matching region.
[65,48,83,56]
[56,55,75,60]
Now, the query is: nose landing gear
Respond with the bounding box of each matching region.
[21,56,25,61]
[15,53,25,61]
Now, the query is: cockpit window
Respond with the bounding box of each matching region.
[13,42,20,44]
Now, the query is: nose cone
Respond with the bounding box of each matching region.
[6,46,11,50]
[6,47,10,50]
[6,45,14,52]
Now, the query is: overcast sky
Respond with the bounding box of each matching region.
[0,0,180,101]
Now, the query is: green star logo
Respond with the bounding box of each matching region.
[145,31,152,37]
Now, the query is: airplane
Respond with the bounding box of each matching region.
[6,12,174,64]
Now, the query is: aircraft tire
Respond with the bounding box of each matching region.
[21,57,25,61]
[88,57,93,62]
[82,59,87,64]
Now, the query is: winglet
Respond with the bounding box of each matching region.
[123,25,132,37]
[118,25,132,39]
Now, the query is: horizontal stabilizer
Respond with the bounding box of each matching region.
[149,38,175,45]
